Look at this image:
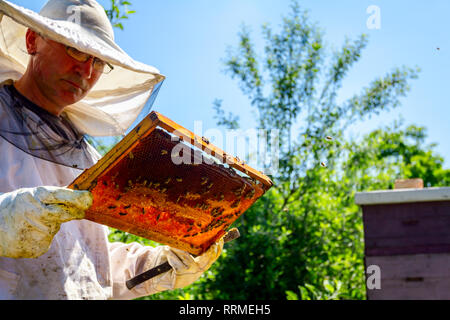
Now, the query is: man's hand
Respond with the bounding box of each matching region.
[167,239,224,289]
[138,238,224,293]
[0,186,92,259]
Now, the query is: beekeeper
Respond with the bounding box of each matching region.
[0,0,223,300]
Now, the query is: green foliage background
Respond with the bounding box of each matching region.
[101,0,450,300]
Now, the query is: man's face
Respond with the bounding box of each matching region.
[29,31,103,107]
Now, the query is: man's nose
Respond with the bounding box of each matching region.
[75,57,95,79]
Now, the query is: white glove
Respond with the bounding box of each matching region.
[141,238,224,293]
[0,186,92,259]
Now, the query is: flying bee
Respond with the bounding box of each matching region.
[161,150,168,156]
[325,136,333,141]
[165,178,171,184]
[201,177,208,185]
[320,162,327,168]
[176,177,183,183]
[128,152,134,160]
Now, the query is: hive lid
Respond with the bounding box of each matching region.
[355,187,450,205]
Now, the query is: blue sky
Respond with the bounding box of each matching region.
[9,0,450,170]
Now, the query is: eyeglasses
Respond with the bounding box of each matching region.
[40,36,114,74]
[65,46,114,75]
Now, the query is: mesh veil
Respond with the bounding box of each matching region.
[0,83,99,170]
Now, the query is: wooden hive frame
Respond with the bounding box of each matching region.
[68,111,273,254]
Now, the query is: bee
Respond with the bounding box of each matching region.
[187,227,193,232]
[202,136,210,144]
[116,195,122,201]
[201,177,208,185]
[245,189,255,199]
[102,181,108,187]
[191,233,198,237]
[320,162,327,168]
[156,214,160,221]
[164,178,171,184]
[153,183,160,188]
[128,180,133,187]
[231,200,240,208]
[119,212,127,216]
[142,208,146,214]
[143,180,148,187]
[176,177,183,183]
[128,152,134,160]
[207,182,214,189]
[160,188,167,194]
[124,205,131,209]
[234,187,244,196]
[161,150,168,156]
[325,136,333,141]
[108,205,117,209]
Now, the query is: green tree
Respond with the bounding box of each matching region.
[105,0,136,30]
[195,1,447,300]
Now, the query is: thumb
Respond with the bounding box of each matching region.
[34,186,93,211]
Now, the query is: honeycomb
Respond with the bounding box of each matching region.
[83,128,268,255]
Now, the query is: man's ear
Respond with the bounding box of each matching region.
[25,29,38,55]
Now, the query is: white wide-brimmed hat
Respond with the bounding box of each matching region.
[0,0,165,136]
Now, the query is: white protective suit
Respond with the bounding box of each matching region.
[0,0,223,300]
[0,86,222,299]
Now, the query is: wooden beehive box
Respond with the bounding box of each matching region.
[355,184,450,300]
